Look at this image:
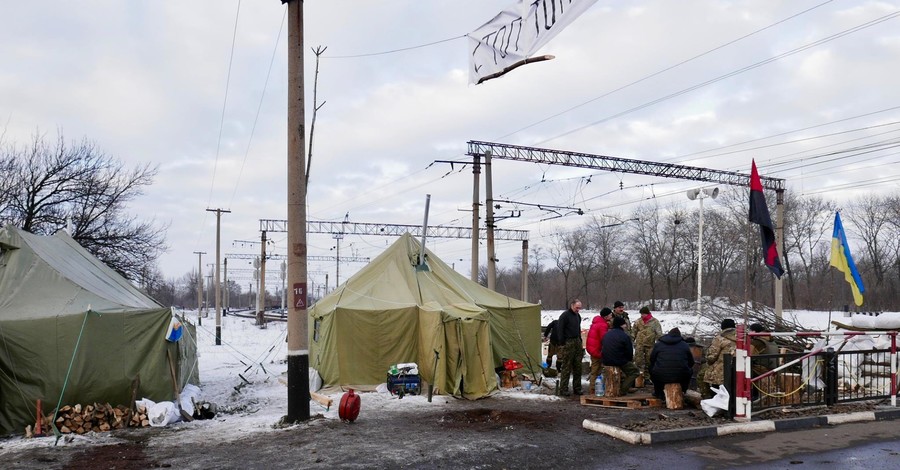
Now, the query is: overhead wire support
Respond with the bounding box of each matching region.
[258,219,529,241]
[466,140,786,191]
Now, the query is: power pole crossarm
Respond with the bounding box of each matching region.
[259,219,528,241]
[467,140,786,191]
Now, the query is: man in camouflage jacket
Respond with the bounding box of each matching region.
[632,306,662,379]
[703,318,737,390]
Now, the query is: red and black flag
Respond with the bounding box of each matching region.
[749,160,784,278]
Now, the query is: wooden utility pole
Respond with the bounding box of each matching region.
[207,209,230,345]
[283,0,310,422]
[193,251,206,326]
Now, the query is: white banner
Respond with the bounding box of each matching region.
[468,0,598,84]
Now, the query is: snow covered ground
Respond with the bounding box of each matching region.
[0,307,890,452]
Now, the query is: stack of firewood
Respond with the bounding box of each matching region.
[39,403,149,435]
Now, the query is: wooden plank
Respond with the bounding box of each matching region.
[580,394,662,409]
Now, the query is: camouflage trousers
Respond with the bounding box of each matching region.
[634,344,653,376]
[557,338,584,395]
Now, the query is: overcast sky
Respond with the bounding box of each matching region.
[3,1,899,292]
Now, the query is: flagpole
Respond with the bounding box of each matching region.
[774,189,785,328]
[827,270,835,332]
[743,211,752,328]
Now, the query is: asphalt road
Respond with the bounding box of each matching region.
[4,397,900,469]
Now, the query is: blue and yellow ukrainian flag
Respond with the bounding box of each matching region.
[829,212,864,306]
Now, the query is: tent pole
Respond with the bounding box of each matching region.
[419,194,431,266]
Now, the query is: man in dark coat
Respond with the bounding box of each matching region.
[556,299,584,396]
[649,328,695,399]
[601,316,640,394]
[543,319,561,370]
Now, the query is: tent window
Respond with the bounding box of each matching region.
[313,318,320,342]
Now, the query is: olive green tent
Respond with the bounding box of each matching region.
[0,225,197,436]
[308,233,541,399]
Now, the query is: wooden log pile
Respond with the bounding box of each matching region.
[40,403,150,435]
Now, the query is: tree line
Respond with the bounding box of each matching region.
[490,188,900,313]
[3,133,897,313]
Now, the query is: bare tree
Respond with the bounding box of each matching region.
[781,194,836,308]
[0,132,167,280]
[849,194,891,309]
[586,215,629,307]
[549,231,578,306]
[628,206,664,307]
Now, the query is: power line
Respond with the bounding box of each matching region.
[323,35,464,59]
[536,10,900,146]
[495,0,835,141]
[207,0,242,207]
[228,5,287,210]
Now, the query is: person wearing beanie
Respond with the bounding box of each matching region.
[555,299,584,396]
[601,315,640,394]
[612,301,632,336]
[649,328,694,400]
[631,306,663,383]
[585,308,613,395]
[702,318,737,398]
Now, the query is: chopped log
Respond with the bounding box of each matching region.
[500,370,520,388]
[664,383,684,410]
[60,425,71,434]
[684,389,702,408]
[779,373,802,405]
[73,404,82,414]
[603,366,623,398]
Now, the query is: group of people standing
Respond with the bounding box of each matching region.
[544,299,695,401]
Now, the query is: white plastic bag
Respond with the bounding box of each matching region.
[700,385,730,417]
[180,383,202,416]
[147,401,179,427]
[309,368,323,392]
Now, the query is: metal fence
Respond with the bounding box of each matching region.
[734,330,899,419]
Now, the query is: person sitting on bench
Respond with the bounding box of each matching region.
[649,327,695,400]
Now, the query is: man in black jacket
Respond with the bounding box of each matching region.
[601,316,640,394]
[556,299,584,396]
[649,328,695,400]
[543,319,561,370]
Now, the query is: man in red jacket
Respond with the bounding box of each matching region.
[586,308,612,395]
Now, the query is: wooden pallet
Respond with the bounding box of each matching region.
[580,393,662,409]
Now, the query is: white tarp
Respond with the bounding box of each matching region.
[468,0,597,84]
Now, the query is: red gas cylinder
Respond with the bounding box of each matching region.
[338,389,361,423]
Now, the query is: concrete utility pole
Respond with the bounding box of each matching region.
[257,230,268,327]
[223,258,229,312]
[471,154,481,282]
[485,151,497,290]
[193,251,206,325]
[283,0,310,422]
[207,208,230,346]
[521,240,528,301]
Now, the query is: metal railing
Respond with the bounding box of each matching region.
[732,329,899,420]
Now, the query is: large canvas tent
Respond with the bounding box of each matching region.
[0,225,197,436]
[309,233,541,399]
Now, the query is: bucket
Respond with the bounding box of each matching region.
[522,381,532,391]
